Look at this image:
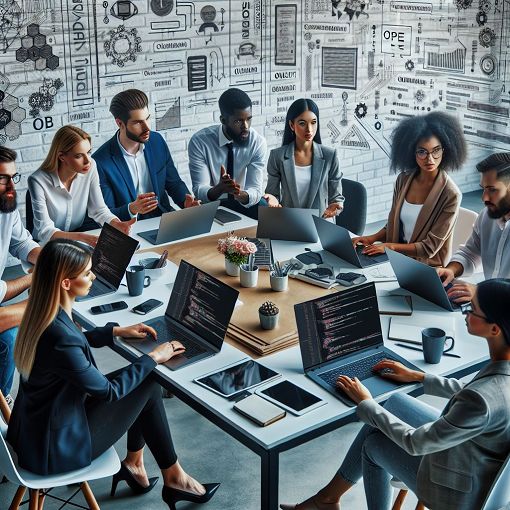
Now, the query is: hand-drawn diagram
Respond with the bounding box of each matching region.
[104,25,142,67]
[0,0,23,52]
[15,24,59,70]
[0,90,25,142]
[28,78,64,117]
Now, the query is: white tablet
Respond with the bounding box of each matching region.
[256,379,326,416]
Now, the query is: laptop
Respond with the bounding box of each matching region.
[295,282,422,406]
[77,223,139,302]
[386,249,457,311]
[132,260,239,370]
[138,201,220,245]
[257,207,319,243]
[313,216,388,268]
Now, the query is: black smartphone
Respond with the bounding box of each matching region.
[90,301,128,315]
[132,298,164,315]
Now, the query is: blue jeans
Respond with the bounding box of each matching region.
[0,327,18,396]
[337,393,441,510]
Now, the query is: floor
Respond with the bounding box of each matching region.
[0,190,484,509]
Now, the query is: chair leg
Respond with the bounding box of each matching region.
[416,503,426,510]
[80,481,100,510]
[392,489,408,510]
[28,489,39,510]
[8,485,26,510]
[38,490,46,510]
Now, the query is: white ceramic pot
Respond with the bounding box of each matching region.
[270,274,288,292]
[239,264,259,287]
[225,258,240,277]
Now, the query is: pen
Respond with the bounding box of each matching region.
[395,343,461,359]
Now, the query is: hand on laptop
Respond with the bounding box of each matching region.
[113,323,157,340]
[111,217,136,236]
[148,341,186,364]
[76,233,99,247]
[372,360,425,384]
[183,194,201,208]
[322,202,343,219]
[360,243,391,256]
[129,192,159,215]
[335,375,372,404]
[445,282,476,304]
[436,266,455,286]
[351,235,375,249]
[263,193,281,207]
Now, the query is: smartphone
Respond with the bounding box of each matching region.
[132,298,164,315]
[90,301,128,315]
[214,209,242,225]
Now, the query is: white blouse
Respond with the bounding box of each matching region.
[400,199,423,242]
[294,164,312,208]
[28,161,117,244]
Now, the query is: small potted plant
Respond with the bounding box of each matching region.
[259,301,279,330]
[217,232,257,277]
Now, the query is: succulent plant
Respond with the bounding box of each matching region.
[259,301,279,316]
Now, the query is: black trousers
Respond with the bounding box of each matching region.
[85,372,178,469]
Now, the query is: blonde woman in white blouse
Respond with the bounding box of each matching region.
[28,126,135,246]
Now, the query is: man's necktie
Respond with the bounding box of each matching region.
[227,142,234,200]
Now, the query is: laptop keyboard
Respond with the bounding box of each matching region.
[150,319,207,359]
[356,246,388,266]
[87,279,113,297]
[247,238,272,267]
[140,229,158,243]
[318,352,399,386]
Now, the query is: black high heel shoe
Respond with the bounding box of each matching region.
[110,463,159,497]
[162,482,220,510]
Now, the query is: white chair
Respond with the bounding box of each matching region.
[481,453,510,510]
[0,392,120,510]
[451,207,478,254]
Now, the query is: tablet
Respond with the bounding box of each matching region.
[256,380,326,416]
[194,359,281,398]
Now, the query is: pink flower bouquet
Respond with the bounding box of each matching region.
[217,232,257,266]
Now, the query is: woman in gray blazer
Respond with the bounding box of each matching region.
[265,99,344,218]
[281,278,510,510]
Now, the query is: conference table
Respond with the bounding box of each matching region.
[74,208,489,510]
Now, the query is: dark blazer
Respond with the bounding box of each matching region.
[265,142,344,216]
[93,131,190,221]
[7,309,157,475]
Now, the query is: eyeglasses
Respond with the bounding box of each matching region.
[0,173,21,185]
[460,302,487,321]
[415,147,444,160]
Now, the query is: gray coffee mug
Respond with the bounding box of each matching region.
[422,327,455,364]
[126,265,151,297]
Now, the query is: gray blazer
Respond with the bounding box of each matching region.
[358,361,510,510]
[265,142,344,216]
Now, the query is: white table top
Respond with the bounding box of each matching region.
[74,220,489,451]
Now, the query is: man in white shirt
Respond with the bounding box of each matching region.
[438,152,510,303]
[189,88,274,219]
[94,89,199,221]
[0,147,40,403]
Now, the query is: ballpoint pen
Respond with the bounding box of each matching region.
[395,342,461,359]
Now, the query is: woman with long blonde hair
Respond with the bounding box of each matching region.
[28,125,135,246]
[8,239,220,508]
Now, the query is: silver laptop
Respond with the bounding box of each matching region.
[77,223,139,302]
[386,249,457,311]
[257,207,319,243]
[138,201,220,245]
[295,282,422,407]
[133,260,239,370]
[313,216,388,268]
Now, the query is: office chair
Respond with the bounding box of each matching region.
[335,178,367,236]
[451,207,478,253]
[390,478,426,510]
[0,391,120,510]
[25,190,34,236]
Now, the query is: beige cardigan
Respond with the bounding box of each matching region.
[386,170,461,267]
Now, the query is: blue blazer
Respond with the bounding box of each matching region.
[93,131,190,221]
[6,309,157,475]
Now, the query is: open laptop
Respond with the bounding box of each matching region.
[257,207,319,243]
[138,201,220,245]
[77,223,139,302]
[386,249,457,311]
[313,216,388,267]
[295,282,422,406]
[132,260,239,370]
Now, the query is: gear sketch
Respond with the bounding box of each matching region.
[355,102,367,118]
[28,78,64,117]
[104,25,142,67]
[0,90,25,142]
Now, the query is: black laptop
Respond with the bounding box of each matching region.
[313,216,388,268]
[132,260,239,370]
[138,201,219,245]
[257,207,319,243]
[77,223,139,302]
[295,282,422,406]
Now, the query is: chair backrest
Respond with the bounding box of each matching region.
[481,453,510,510]
[451,207,478,254]
[335,178,367,236]
[0,393,22,485]
[25,189,34,235]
